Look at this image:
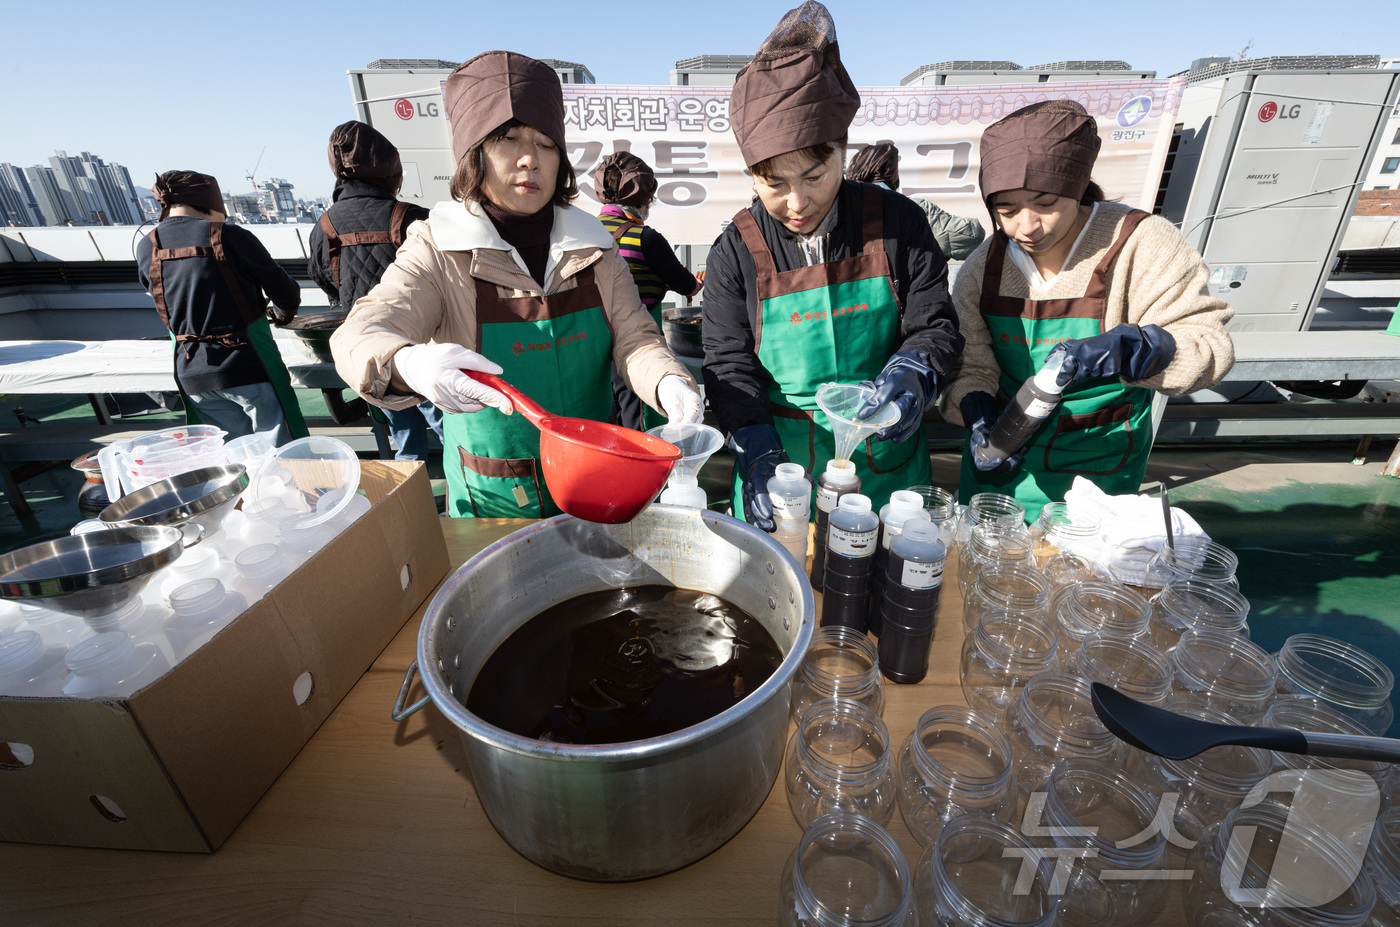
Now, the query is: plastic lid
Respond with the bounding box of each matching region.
[774,462,805,481]
[255,436,361,530]
[837,494,872,513]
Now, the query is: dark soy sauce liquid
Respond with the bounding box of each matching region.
[466,585,784,745]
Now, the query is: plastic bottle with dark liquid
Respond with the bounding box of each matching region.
[868,491,929,638]
[877,519,946,683]
[973,352,1067,468]
[809,459,861,590]
[820,494,879,632]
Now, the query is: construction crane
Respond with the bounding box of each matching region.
[245,146,268,221]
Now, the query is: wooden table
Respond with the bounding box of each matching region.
[0,519,1192,926]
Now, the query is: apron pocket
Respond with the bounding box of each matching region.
[458,450,542,517]
[1043,402,1135,476]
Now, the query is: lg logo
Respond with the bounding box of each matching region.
[1258,101,1302,122]
[394,99,440,121]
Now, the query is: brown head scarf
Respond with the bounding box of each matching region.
[730,1,860,169]
[443,51,567,164]
[847,143,900,190]
[593,152,657,208]
[979,100,1102,204]
[151,171,225,220]
[328,121,403,192]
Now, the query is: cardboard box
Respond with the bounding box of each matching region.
[0,460,449,852]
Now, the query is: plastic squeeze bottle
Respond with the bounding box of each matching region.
[877,519,946,684]
[868,491,931,637]
[768,462,811,566]
[820,494,879,632]
[973,351,1067,467]
[810,459,861,590]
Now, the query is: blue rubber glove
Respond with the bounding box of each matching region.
[856,350,940,443]
[961,391,1025,475]
[730,423,788,532]
[1048,324,1177,389]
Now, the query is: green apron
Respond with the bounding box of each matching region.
[444,268,614,518]
[147,223,308,440]
[728,185,932,520]
[958,210,1154,522]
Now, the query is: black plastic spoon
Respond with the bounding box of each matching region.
[1089,682,1400,763]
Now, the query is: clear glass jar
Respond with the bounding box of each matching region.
[955,492,1025,551]
[780,811,913,927]
[1141,536,1239,590]
[963,565,1049,635]
[960,609,1058,725]
[1171,628,1277,722]
[791,626,885,723]
[1004,672,1121,798]
[1275,633,1395,735]
[1070,631,1173,706]
[1032,757,1168,927]
[908,484,958,548]
[785,698,896,830]
[1146,578,1250,653]
[912,812,1056,927]
[1028,502,1102,570]
[895,706,1017,848]
[1128,701,1272,853]
[1053,581,1149,656]
[958,523,1033,599]
[1264,697,1394,804]
[1184,801,1377,927]
[1365,807,1400,927]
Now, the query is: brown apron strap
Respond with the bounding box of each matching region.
[389,200,411,249]
[319,210,342,289]
[207,222,263,326]
[321,206,405,290]
[147,228,173,329]
[731,209,778,279]
[1084,209,1151,302]
[609,219,638,243]
[980,230,1010,317]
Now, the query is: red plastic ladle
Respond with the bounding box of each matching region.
[463,370,681,524]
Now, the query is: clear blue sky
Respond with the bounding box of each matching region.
[2,0,1389,201]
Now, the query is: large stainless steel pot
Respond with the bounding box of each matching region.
[393,505,815,881]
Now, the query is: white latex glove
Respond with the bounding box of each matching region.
[393,343,511,414]
[657,375,703,425]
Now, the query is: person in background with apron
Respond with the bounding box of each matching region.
[137,171,307,445]
[942,100,1234,520]
[701,1,964,531]
[845,142,987,262]
[331,51,702,518]
[309,121,441,461]
[594,152,704,431]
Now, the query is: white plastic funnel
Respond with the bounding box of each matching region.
[646,423,723,507]
[815,382,899,465]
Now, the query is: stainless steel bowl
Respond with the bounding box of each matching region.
[661,305,702,359]
[404,505,815,881]
[282,309,347,363]
[99,463,248,541]
[0,526,184,617]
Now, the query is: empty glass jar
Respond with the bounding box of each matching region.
[1128,701,1272,853]
[1365,807,1400,927]
[780,811,913,927]
[791,626,885,723]
[895,705,1017,848]
[1184,800,1377,927]
[1274,633,1394,735]
[958,523,1033,599]
[1265,697,1394,804]
[1004,672,1121,797]
[1053,581,1150,656]
[1171,628,1277,722]
[1070,631,1173,706]
[960,609,1058,725]
[786,698,896,830]
[963,565,1050,635]
[1028,502,1103,570]
[912,812,1056,927]
[956,492,1025,550]
[1142,536,1239,590]
[907,484,958,548]
[1032,758,1168,927]
[1146,578,1250,653]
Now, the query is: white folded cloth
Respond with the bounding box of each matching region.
[1061,477,1208,585]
